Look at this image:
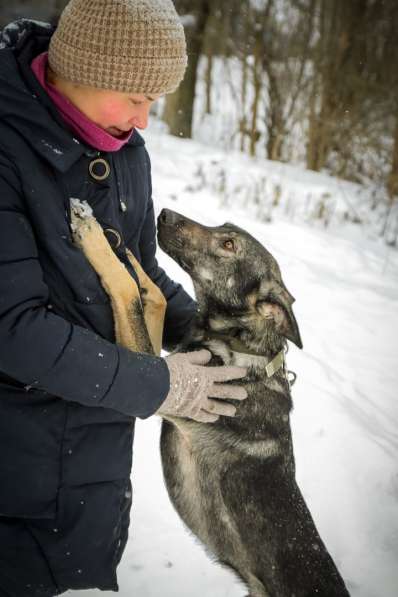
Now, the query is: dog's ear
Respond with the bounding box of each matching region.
[257,279,303,349]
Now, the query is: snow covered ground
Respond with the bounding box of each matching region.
[68,124,398,597]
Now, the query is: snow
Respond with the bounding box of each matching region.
[67,124,398,597]
[70,198,94,220]
[40,139,64,156]
[179,14,197,28]
[25,20,53,29]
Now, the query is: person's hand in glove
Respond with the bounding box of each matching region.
[156,349,248,423]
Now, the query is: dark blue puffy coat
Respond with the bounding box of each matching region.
[0,19,196,593]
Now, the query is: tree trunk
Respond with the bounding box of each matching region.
[240,52,249,152]
[204,54,213,115]
[249,1,274,157]
[237,1,251,153]
[50,0,69,23]
[162,1,211,139]
[249,42,262,158]
[306,0,369,172]
[266,67,284,161]
[387,112,398,202]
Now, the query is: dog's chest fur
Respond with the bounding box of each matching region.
[181,333,294,465]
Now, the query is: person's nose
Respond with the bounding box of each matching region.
[130,104,150,130]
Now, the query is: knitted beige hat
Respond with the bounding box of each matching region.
[48,0,187,95]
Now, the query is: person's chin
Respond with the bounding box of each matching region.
[107,126,134,137]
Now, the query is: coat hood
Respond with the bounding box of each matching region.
[0,19,145,172]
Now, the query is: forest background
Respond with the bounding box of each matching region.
[1,0,397,246]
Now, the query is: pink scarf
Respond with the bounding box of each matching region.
[30,52,134,152]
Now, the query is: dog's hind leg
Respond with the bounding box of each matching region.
[244,576,270,597]
[219,459,350,597]
[218,563,269,597]
[161,423,271,597]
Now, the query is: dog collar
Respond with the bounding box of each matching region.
[264,349,285,378]
[203,332,286,379]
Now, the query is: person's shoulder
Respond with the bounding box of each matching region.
[125,133,151,172]
[127,129,146,149]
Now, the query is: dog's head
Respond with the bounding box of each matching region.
[157,209,302,349]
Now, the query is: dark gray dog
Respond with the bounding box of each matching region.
[157,208,350,597]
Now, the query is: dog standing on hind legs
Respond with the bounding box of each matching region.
[157,209,350,597]
[70,201,350,596]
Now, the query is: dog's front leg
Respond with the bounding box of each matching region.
[70,202,154,354]
[125,249,166,356]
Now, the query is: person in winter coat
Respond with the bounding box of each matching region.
[0,1,248,595]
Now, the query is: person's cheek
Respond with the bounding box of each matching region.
[99,101,127,126]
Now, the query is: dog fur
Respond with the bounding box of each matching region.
[157,209,350,597]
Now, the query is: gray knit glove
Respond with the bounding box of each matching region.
[156,349,247,423]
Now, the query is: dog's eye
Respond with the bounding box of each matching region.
[222,239,235,252]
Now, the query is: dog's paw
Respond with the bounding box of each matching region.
[70,198,93,221]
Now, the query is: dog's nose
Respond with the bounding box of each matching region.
[159,208,184,226]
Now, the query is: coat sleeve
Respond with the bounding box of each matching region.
[138,151,197,352]
[0,153,169,419]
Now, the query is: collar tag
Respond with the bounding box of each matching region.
[265,349,285,378]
